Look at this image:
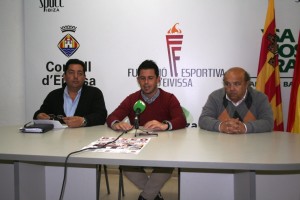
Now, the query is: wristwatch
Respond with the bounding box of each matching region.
[81,117,87,127]
[162,120,170,130]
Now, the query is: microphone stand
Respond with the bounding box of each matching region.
[133,105,157,137]
[134,113,140,137]
[134,115,158,137]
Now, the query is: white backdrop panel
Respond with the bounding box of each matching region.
[25,0,300,128]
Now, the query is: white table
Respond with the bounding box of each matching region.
[1,125,300,200]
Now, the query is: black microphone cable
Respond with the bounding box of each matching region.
[59,130,127,200]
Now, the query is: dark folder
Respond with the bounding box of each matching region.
[20,123,54,133]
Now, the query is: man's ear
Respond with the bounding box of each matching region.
[246,80,250,87]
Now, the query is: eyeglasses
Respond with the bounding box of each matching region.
[48,114,64,120]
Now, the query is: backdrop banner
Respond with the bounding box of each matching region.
[25,0,300,128]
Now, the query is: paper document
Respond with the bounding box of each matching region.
[83,137,151,154]
[33,120,67,129]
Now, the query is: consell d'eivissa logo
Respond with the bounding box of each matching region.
[57,25,80,57]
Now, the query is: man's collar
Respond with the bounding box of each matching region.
[64,86,83,95]
[141,88,160,104]
[226,89,248,107]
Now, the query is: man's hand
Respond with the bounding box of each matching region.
[220,118,246,134]
[112,122,133,131]
[63,116,84,128]
[144,120,168,131]
[36,113,51,120]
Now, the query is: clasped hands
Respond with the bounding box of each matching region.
[220,118,246,134]
[112,120,168,131]
[37,113,85,128]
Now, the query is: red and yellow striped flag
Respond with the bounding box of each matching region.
[287,31,300,133]
[256,0,284,131]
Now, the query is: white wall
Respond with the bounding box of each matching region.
[0,0,25,126]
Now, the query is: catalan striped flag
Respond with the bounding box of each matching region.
[256,0,284,131]
[287,31,300,133]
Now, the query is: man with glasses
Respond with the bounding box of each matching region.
[199,67,273,133]
[33,59,107,127]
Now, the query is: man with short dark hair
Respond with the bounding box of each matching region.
[34,58,107,127]
[107,59,186,200]
[199,67,273,133]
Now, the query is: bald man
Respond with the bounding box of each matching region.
[199,67,273,133]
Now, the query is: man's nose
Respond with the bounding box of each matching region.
[144,78,149,83]
[229,85,235,89]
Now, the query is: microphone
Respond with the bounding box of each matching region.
[133,100,146,129]
[133,100,146,115]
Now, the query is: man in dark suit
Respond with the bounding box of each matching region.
[33,59,107,127]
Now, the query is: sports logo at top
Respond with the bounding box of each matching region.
[57,25,80,57]
[166,23,184,77]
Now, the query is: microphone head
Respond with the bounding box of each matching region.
[133,100,146,115]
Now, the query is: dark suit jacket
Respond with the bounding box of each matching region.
[33,84,107,126]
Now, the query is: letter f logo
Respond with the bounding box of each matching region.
[166,23,184,77]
